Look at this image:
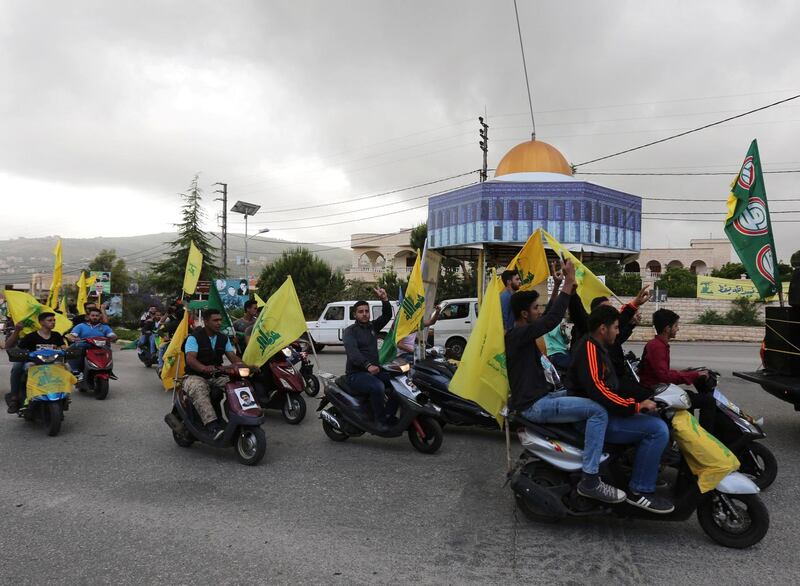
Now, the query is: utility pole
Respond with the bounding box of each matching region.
[213,182,228,277]
[478,116,489,182]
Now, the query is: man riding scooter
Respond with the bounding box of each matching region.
[569,305,673,514]
[342,287,396,429]
[66,308,117,378]
[182,308,253,440]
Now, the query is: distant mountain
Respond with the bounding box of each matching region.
[0,233,352,281]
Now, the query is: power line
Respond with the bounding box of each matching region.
[512,0,536,140]
[250,171,478,216]
[642,210,800,215]
[643,216,800,223]
[577,169,800,176]
[574,93,800,168]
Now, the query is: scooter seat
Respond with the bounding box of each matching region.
[333,376,364,409]
[510,413,585,447]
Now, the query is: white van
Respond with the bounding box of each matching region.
[305,300,399,350]
[429,297,478,358]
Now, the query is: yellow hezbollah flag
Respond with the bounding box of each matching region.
[542,230,613,312]
[242,277,307,366]
[183,241,203,295]
[27,364,76,400]
[4,290,74,336]
[46,239,63,308]
[697,275,790,301]
[254,292,266,308]
[76,272,97,315]
[449,272,509,426]
[508,229,549,291]
[160,311,190,391]
[395,250,425,343]
[59,296,68,315]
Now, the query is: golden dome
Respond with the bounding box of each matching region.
[494,140,573,177]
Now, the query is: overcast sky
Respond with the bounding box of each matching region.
[2,0,799,260]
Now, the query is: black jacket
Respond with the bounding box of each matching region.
[568,335,641,416]
[506,291,572,412]
[569,297,639,378]
[343,301,392,375]
[183,327,227,378]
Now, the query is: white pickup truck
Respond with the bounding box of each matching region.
[305,300,398,351]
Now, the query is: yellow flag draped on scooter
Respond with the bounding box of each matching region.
[27,364,76,400]
[160,311,190,391]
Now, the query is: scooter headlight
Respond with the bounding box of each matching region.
[282,347,293,358]
[238,367,251,378]
[35,353,58,363]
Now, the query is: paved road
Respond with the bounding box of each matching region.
[0,342,797,585]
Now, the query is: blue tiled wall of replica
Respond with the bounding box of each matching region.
[427,181,641,252]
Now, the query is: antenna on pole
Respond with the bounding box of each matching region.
[513,0,536,141]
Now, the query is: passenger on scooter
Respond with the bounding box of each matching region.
[396,304,441,360]
[500,269,522,332]
[234,299,259,353]
[182,308,249,440]
[66,308,117,376]
[639,309,717,432]
[5,313,67,413]
[342,287,397,428]
[507,259,626,504]
[570,305,674,513]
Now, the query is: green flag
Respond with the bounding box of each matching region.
[724,140,779,299]
[378,318,399,364]
[207,283,236,339]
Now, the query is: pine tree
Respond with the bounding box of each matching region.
[149,175,221,296]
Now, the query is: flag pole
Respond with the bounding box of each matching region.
[172,291,186,393]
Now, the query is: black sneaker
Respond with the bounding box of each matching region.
[577,479,626,504]
[7,400,19,414]
[626,491,675,514]
[206,423,225,441]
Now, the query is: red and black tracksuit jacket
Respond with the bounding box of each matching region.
[568,335,643,417]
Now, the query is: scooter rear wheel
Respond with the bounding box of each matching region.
[408,416,443,454]
[235,427,267,466]
[514,462,566,524]
[42,402,62,437]
[737,443,777,490]
[172,430,195,447]
[696,492,769,548]
[281,394,307,424]
[321,408,349,442]
[94,378,109,400]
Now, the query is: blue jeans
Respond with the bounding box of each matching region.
[522,390,608,474]
[549,352,571,370]
[157,342,168,368]
[605,414,669,494]
[68,341,89,373]
[346,371,398,423]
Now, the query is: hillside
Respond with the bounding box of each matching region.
[0,233,352,280]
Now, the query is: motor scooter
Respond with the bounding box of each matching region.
[164,365,267,465]
[317,360,444,453]
[410,347,498,430]
[75,337,115,400]
[625,352,776,489]
[508,383,769,549]
[252,347,307,424]
[7,346,81,436]
[137,327,159,368]
[289,340,319,397]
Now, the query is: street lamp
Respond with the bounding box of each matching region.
[231,200,261,282]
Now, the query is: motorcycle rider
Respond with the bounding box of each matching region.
[138,307,161,357]
[638,308,716,432]
[182,308,248,440]
[66,308,117,376]
[570,304,674,514]
[507,259,626,504]
[233,299,259,351]
[5,313,67,413]
[500,269,522,332]
[342,287,396,428]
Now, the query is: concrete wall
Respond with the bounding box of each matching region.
[615,296,775,323]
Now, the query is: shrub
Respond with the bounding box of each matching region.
[696,310,727,325]
[725,297,762,326]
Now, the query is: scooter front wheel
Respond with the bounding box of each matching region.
[408,416,443,454]
[43,402,63,437]
[303,374,320,397]
[696,492,769,549]
[94,378,109,400]
[737,443,778,490]
[172,430,195,447]
[282,394,306,425]
[235,427,267,466]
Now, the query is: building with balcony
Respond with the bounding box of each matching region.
[345,230,416,282]
[629,238,734,280]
